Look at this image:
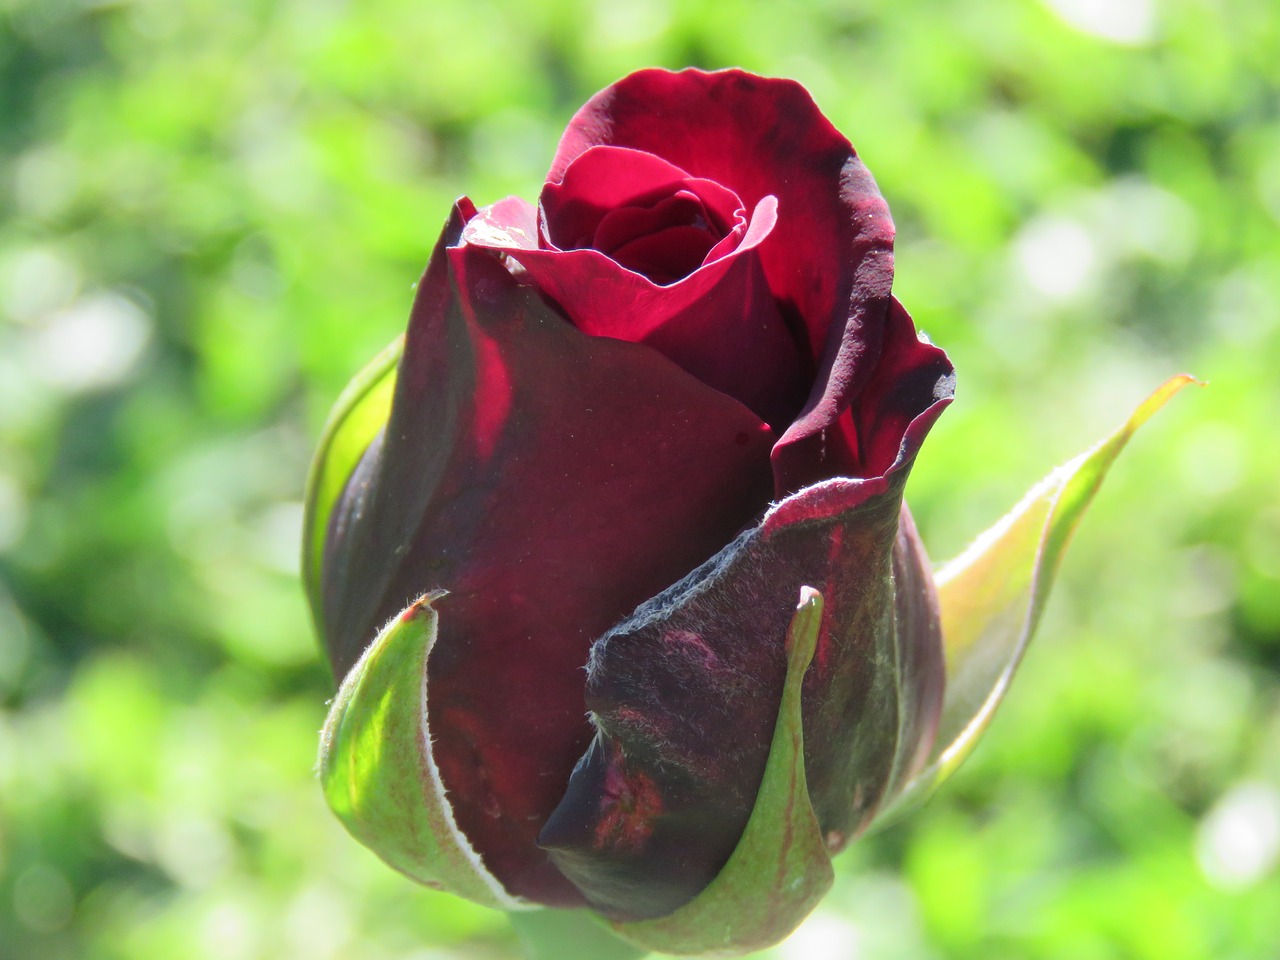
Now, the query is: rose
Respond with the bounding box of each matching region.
[316,64,952,914]
[317,64,952,926]
[304,67,1181,954]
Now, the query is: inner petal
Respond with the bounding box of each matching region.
[593,191,716,256]
[590,186,743,284]
[540,145,746,269]
[607,224,724,287]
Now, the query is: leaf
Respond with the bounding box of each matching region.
[609,587,835,958]
[319,591,527,911]
[301,336,402,642]
[878,375,1199,821]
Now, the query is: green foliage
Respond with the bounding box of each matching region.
[1,0,1277,958]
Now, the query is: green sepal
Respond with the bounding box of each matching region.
[878,375,1199,822]
[302,336,402,641]
[319,591,527,911]
[607,587,835,957]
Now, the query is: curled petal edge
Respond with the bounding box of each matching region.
[319,592,530,912]
[873,375,1201,827]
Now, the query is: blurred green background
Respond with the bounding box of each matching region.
[2,0,1277,957]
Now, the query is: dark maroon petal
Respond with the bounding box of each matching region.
[548,68,898,495]
[591,191,729,269]
[321,201,478,668]
[763,298,956,504]
[591,193,703,256]
[606,225,722,286]
[465,195,808,433]
[321,200,778,906]
[539,335,953,919]
[465,196,773,341]
[539,488,932,920]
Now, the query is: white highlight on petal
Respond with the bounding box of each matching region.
[465,220,519,247]
[1197,782,1280,889]
[1041,0,1157,45]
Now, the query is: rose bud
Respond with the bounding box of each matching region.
[304,68,1192,956]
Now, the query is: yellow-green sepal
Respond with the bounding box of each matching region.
[879,375,1199,822]
[319,591,527,911]
[607,587,835,957]
[302,336,402,639]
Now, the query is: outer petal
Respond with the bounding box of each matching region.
[538,330,953,919]
[320,202,778,905]
[465,195,808,433]
[549,67,898,494]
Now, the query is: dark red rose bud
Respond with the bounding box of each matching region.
[314,66,953,918]
[306,66,1180,956]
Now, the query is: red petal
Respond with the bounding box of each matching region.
[764,297,955,513]
[542,145,742,254]
[465,195,808,433]
[321,202,778,905]
[549,68,899,494]
[605,224,721,286]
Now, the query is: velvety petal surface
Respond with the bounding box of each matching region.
[321,201,778,906]
[538,335,953,919]
[464,195,809,433]
[608,589,835,955]
[548,67,898,494]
